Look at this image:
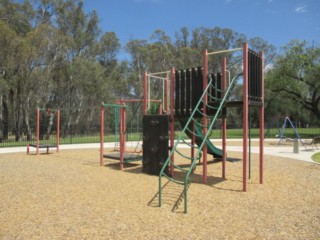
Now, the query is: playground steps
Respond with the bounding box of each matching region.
[178,117,223,159]
[159,73,240,213]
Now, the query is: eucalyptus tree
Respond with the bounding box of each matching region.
[0,0,34,35]
[266,40,320,123]
[175,26,237,69]
[0,21,16,141]
[97,32,129,100]
[125,39,148,98]
[0,0,37,141]
[31,0,104,135]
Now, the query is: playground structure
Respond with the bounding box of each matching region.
[96,42,265,213]
[156,43,264,213]
[26,43,264,213]
[27,107,60,155]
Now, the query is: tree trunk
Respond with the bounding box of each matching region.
[45,113,54,140]
[0,95,3,142]
[62,111,73,138]
[23,97,32,141]
[2,98,9,141]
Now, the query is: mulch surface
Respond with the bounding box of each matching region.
[1,142,319,239]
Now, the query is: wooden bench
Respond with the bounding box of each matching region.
[303,137,320,150]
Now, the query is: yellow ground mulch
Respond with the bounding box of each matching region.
[0,144,319,239]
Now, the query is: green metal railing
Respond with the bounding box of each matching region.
[159,73,242,213]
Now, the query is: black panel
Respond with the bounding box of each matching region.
[191,68,198,113]
[142,115,169,175]
[248,50,253,101]
[217,72,222,100]
[194,67,203,117]
[248,49,263,103]
[175,70,180,116]
[180,70,186,116]
[186,69,191,116]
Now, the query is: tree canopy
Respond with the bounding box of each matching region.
[265,40,320,123]
[0,0,318,142]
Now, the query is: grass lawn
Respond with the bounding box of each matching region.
[312,152,320,163]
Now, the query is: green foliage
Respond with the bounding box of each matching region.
[265,40,320,123]
[147,102,160,114]
[0,1,318,143]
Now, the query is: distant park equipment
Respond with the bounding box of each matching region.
[100,102,146,169]
[303,136,320,150]
[277,116,303,145]
[100,99,163,170]
[27,107,60,155]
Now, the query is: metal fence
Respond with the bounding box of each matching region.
[1,123,319,148]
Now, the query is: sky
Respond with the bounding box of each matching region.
[83,0,320,52]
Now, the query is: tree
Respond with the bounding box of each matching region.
[266,40,320,123]
[0,0,37,141]
[0,21,16,141]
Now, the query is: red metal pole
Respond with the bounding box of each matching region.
[243,43,249,192]
[169,67,175,176]
[100,106,104,166]
[119,103,126,170]
[222,58,227,179]
[123,104,126,155]
[202,49,208,184]
[56,110,60,153]
[159,103,163,114]
[164,77,169,113]
[36,107,40,155]
[259,51,264,184]
[143,71,148,115]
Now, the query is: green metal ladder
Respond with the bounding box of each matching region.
[158,73,241,213]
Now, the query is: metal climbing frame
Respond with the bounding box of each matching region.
[158,43,265,213]
[143,70,171,115]
[100,103,127,169]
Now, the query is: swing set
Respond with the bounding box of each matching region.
[27,107,60,155]
[277,116,303,145]
[99,97,164,169]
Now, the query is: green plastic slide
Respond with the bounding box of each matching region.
[178,118,223,159]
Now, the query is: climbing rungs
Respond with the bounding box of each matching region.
[180,138,200,149]
[162,173,185,185]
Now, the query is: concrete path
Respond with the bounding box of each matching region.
[1,140,319,164]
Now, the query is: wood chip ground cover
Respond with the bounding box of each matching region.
[0,143,319,239]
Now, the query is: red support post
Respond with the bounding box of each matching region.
[202,50,208,184]
[119,103,126,170]
[169,67,175,176]
[222,58,227,179]
[36,107,40,155]
[243,43,249,192]
[100,106,104,166]
[164,77,169,113]
[123,104,127,155]
[143,71,148,115]
[259,51,265,184]
[56,110,60,153]
[158,103,163,114]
